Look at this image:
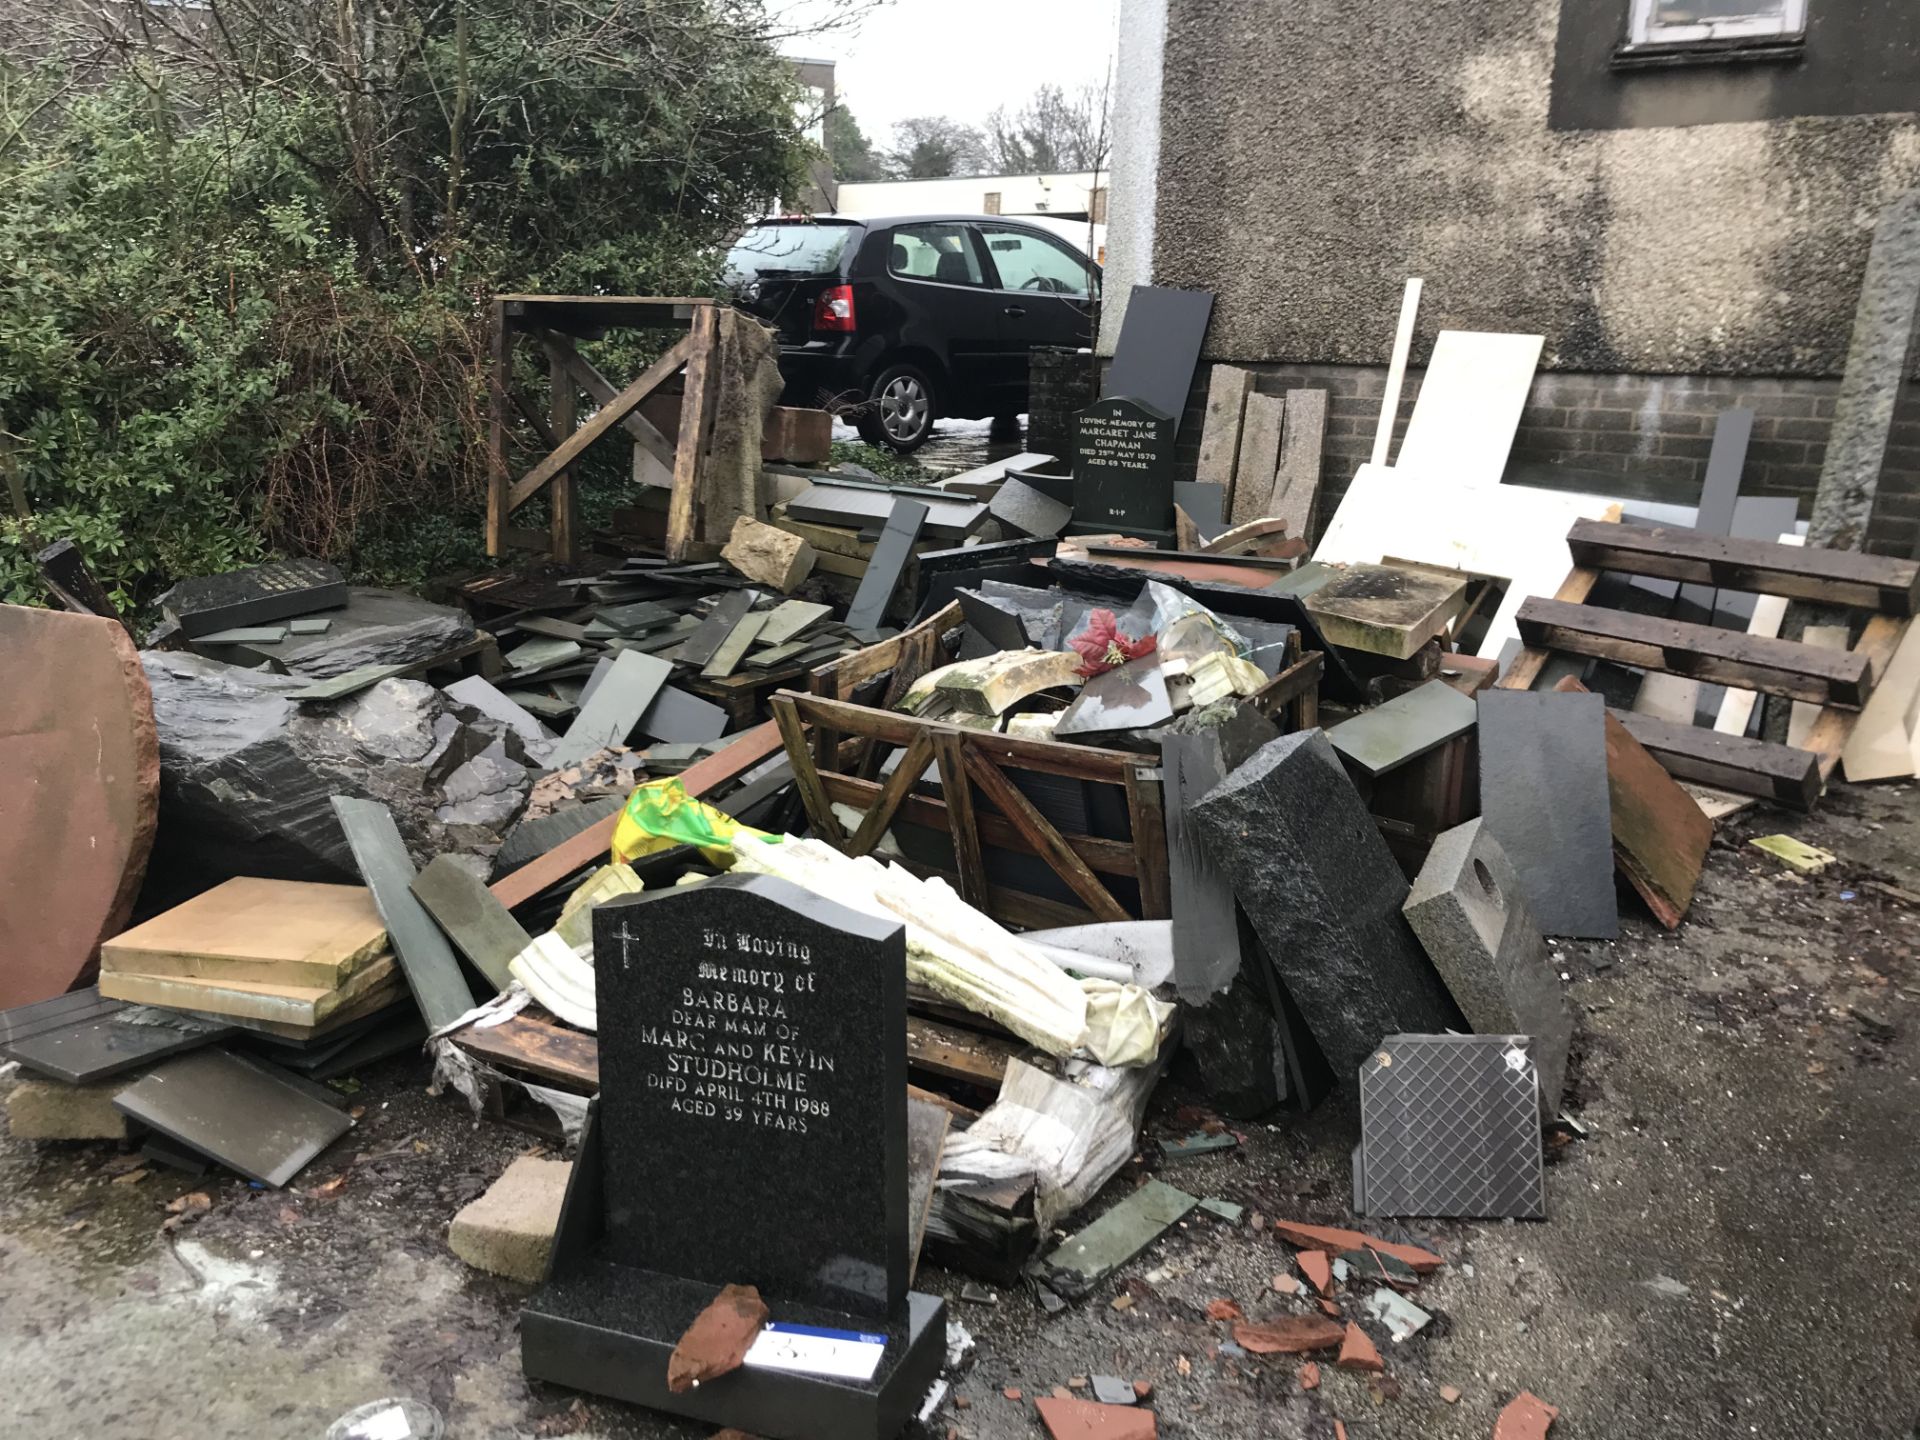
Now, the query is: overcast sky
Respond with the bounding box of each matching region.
[776,0,1121,144]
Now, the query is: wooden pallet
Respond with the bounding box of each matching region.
[1500,521,1913,794]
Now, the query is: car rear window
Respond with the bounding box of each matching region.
[724,224,858,281]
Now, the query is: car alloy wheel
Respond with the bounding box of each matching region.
[879,373,929,444]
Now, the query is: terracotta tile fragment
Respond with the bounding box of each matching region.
[1004,1387,1024,1401]
[1273,1273,1301,1295]
[1441,1385,1463,1403]
[1034,1395,1159,1440]
[1337,1323,1384,1373]
[1132,1380,1153,1400]
[1231,1315,1345,1355]
[666,1283,765,1394]
[1335,1422,1348,1440]
[1270,1219,1445,1274]
[1319,1299,1343,1318]
[1493,1390,1561,1440]
[1301,1362,1321,1391]
[1299,1251,1334,1296]
[1206,1298,1245,1321]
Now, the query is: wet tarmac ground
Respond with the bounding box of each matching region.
[2,784,1917,1437]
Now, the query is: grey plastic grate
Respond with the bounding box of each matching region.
[1356,1034,1546,1220]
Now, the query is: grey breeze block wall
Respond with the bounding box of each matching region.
[1135,0,1920,556]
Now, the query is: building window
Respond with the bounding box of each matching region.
[1619,0,1807,63]
[983,192,1002,216]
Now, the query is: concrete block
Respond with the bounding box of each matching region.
[1403,818,1573,1115]
[448,1155,573,1282]
[721,516,816,594]
[6,1076,132,1141]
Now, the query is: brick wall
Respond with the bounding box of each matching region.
[1152,363,1920,558]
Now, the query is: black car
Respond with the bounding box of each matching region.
[723,214,1100,452]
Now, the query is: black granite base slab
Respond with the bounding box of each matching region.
[523,1266,944,1440]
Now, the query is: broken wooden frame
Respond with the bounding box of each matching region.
[486,295,718,566]
[1501,520,1914,792]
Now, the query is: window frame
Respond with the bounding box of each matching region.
[974,224,1100,302]
[1616,0,1808,64]
[883,222,988,290]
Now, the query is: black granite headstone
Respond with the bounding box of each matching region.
[1071,396,1176,542]
[524,874,944,1440]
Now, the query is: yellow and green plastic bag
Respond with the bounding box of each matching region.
[611,777,775,867]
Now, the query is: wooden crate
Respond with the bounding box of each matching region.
[766,603,1173,930]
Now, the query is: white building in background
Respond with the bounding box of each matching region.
[828,172,1108,263]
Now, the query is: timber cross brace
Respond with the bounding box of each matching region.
[485,295,720,565]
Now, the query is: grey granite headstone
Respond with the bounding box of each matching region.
[1191,729,1463,1085]
[1402,819,1573,1115]
[1477,691,1618,940]
[1810,184,1920,552]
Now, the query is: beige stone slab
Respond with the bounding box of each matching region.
[100,878,386,989]
[1229,392,1285,525]
[449,1154,572,1283]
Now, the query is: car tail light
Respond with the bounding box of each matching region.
[813,284,856,334]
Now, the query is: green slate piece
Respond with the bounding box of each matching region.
[506,636,585,672]
[287,618,334,635]
[515,616,592,642]
[1041,1179,1197,1293]
[409,854,531,992]
[288,663,409,701]
[1199,1197,1246,1224]
[1328,678,1479,780]
[502,689,575,720]
[700,609,770,679]
[757,599,833,647]
[331,797,477,1032]
[549,649,673,768]
[1158,1130,1240,1161]
[197,625,289,644]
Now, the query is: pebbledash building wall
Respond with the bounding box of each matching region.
[1098,0,1920,556]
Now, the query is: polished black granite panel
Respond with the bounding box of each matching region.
[591,875,909,1319]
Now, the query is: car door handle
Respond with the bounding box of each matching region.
[1003,305,1027,318]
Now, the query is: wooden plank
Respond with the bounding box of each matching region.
[929,729,988,911]
[1555,679,1712,930]
[1565,519,1920,616]
[542,332,676,470]
[454,1011,600,1091]
[488,719,783,910]
[907,1013,1022,1089]
[1498,566,1603,690]
[961,749,1130,922]
[1516,597,1875,707]
[1614,710,1822,811]
[548,347,578,563]
[771,692,841,840]
[485,298,514,556]
[786,691,1145,784]
[846,731,935,857]
[816,773,1137,876]
[1124,765,1172,921]
[1372,277,1421,467]
[1799,614,1909,780]
[507,334,693,510]
[665,304,718,561]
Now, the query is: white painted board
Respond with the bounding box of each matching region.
[1394,330,1544,486]
[1713,534,1802,737]
[1842,617,1920,782]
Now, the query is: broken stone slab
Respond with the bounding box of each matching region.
[274,587,477,679]
[1402,818,1573,1116]
[934,649,1086,716]
[447,1154,572,1283]
[1035,1395,1158,1440]
[5,1075,134,1141]
[0,604,159,1011]
[1192,730,1464,1085]
[142,652,535,882]
[723,515,817,593]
